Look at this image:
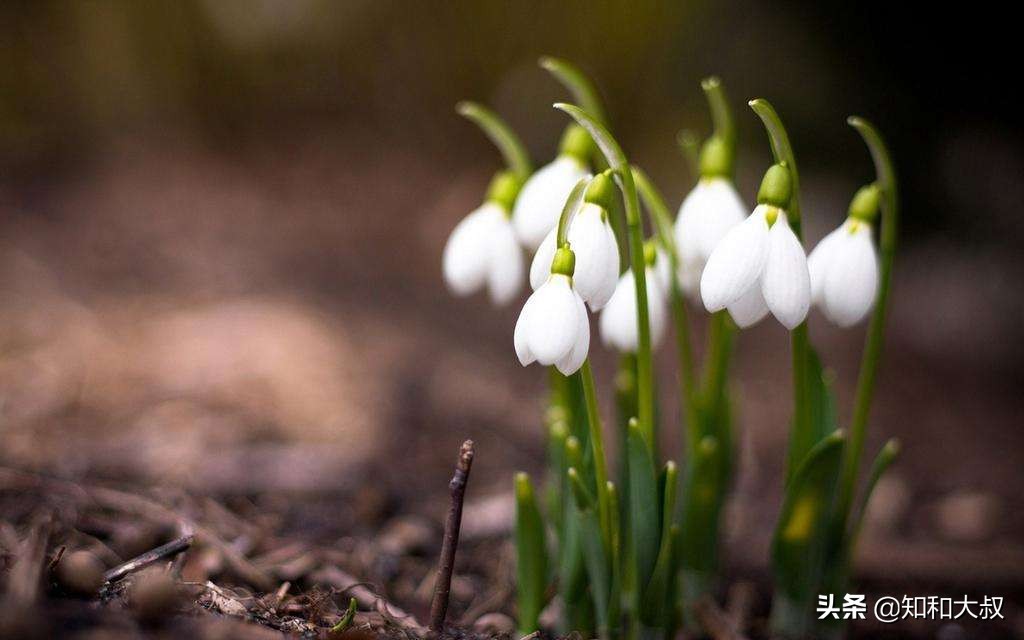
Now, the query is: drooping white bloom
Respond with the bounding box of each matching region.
[808,219,879,327]
[700,204,810,329]
[673,177,747,296]
[514,274,590,375]
[512,156,590,250]
[530,203,619,310]
[599,266,667,353]
[443,202,523,305]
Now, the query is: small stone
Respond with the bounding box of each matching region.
[55,550,106,596]
[936,490,1000,542]
[473,612,515,635]
[863,474,911,533]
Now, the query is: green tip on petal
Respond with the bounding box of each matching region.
[757,163,792,208]
[584,171,616,209]
[486,170,523,211]
[848,183,882,223]
[551,246,576,277]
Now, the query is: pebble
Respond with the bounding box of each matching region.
[473,612,515,635]
[55,550,106,596]
[936,490,1000,542]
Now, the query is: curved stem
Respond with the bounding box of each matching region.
[750,98,810,484]
[677,130,701,182]
[631,167,699,437]
[836,117,899,531]
[581,360,613,545]
[456,101,533,180]
[556,103,655,446]
[749,99,802,233]
[702,77,735,148]
[540,57,608,126]
[556,178,592,247]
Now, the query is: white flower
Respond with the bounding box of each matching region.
[808,219,879,327]
[599,266,667,353]
[443,202,523,305]
[673,177,747,297]
[512,156,590,250]
[700,204,810,329]
[530,203,619,310]
[514,274,589,375]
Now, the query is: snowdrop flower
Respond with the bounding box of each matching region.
[512,125,592,249]
[442,172,524,305]
[530,174,620,310]
[674,177,747,296]
[515,247,590,375]
[700,164,810,330]
[808,184,881,327]
[600,243,668,353]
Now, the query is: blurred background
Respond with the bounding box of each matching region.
[2,0,1022,607]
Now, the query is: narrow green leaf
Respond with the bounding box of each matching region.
[846,439,900,556]
[569,469,611,639]
[456,101,532,180]
[680,435,722,575]
[641,461,679,627]
[515,473,548,635]
[784,346,837,485]
[771,431,845,603]
[627,419,660,595]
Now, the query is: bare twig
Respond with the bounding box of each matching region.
[693,595,750,640]
[429,440,475,633]
[311,565,426,636]
[104,534,194,583]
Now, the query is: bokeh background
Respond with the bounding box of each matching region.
[2,0,1022,621]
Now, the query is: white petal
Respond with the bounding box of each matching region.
[694,178,748,261]
[598,268,664,352]
[487,217,524,305]
[700,205,770,312]
[677,255,703,299]
[807,225,846,305]
[512,156,590,250]
[727,284,770,328]
[567,203,615,308]
[761,213,810,330]
[822,223,879,327]
[645,267,668,349]
[591,221,621,310]
[600,271,637,352]
[442,204,499,296]
[529,228,558,290]
[514,290,539,366]
[653,249,672,294]
[525,275,580,364]
[556,292,590,375]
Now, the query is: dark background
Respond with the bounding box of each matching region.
[1,1,1022,630]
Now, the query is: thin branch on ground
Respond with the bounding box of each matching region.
[429,439,475,632]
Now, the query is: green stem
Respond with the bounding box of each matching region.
[749,98,810,484]
[456,101,533,180]
[540,57,608,126]
[702,77,735,147]
[556,178,592,247]
[701,312,734,420]
[836,117,899,529]
[631,166,699,436]
[676,130,701,181]
[556,103,656,446]
[581,359,613,545]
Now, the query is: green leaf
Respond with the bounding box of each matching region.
[456,101,532,180]
[627,419,660,595]
[771,431,845,602]
[784,347,837,485]
[515,473,549,635]
[569,469,612,639]
[680,435,722,575]
[641,461,679,627]
[846,439,900,557]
